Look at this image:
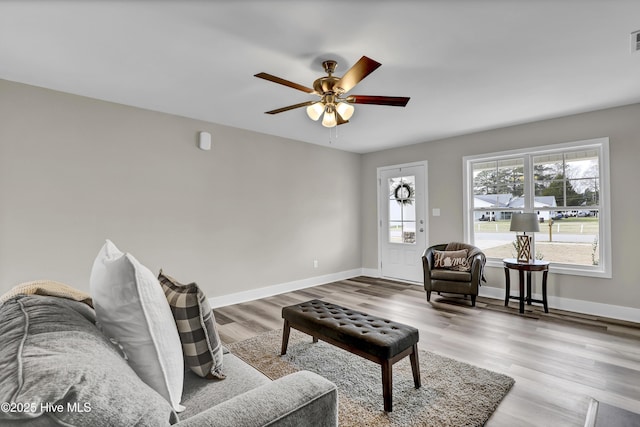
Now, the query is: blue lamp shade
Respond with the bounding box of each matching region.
[509,213,540,233]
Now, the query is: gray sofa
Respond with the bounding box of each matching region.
[0,295,338,426]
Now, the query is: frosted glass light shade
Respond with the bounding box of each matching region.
[322,111,337,127]
[306,102,324,121]
[336,102,355,120]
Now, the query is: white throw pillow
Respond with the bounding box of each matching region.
[90,240,185,412]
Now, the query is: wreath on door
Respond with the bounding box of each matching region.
[393,182,414,205]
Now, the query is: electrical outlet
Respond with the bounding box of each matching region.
[313,260,319,268]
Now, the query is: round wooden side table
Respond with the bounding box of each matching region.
[503,258,550,314]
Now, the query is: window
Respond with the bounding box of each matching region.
[388,175,417,244]
[463,138,611,277]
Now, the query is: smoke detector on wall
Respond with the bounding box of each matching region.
[631,30,640,53]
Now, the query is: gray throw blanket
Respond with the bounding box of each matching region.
[445,242,487,283]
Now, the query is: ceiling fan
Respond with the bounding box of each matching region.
[254,56,410,128]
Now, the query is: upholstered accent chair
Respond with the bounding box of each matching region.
[422,242,486,307]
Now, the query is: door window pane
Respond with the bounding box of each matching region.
[388,176,416,244]
[389,200,403,221]
[403,203,416,221]
[389,221,403,243]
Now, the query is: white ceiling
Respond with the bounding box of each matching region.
[1,1,640,153]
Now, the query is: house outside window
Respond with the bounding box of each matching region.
[463,137,611,278]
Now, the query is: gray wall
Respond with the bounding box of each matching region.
[3,78,639,312]
[361,103,640,309]
[0,79,362,297]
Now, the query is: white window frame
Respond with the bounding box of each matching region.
[463,137,611,278]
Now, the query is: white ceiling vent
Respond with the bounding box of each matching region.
[631,30,640,53]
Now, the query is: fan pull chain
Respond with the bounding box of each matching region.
[328,125,339,144]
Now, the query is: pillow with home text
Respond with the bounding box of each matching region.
[433,249,470,271]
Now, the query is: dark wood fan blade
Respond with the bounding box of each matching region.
[336,112,349,126]
[265,101,315,115]
[347,95,410,107]
[254,72,315,94]
[334,56,382,93]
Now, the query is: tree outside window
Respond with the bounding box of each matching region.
[465,139,609,277]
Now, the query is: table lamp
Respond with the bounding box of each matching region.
[510,212,540,263]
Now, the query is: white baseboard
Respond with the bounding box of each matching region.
[361,268,380,278]
[478,286,512,301]
[360,268,423,286]
[479,286,640,323]
[209,269,363,308]
[209,269,640,324]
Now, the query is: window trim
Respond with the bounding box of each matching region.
[463,137,611,278]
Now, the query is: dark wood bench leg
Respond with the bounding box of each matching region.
[410,344,421,389]
[281,319,291,355]
[312,336,318,343]
[382,359,393,412]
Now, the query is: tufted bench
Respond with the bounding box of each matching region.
[281,299,420,412]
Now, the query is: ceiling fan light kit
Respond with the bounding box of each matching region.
[322,109,337,128]
[307,98,355,128]
[255,56,409,128]
[336,101,354,120]
[306,102,324,121]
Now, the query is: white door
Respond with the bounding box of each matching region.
[379,164,427,282]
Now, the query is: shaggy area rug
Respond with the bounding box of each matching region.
[227,329,514,427]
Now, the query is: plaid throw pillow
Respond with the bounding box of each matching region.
[158,270,225,380]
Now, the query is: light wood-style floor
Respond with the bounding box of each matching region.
[214,276,640,427]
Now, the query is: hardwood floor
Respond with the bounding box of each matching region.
[214,276,640,426]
